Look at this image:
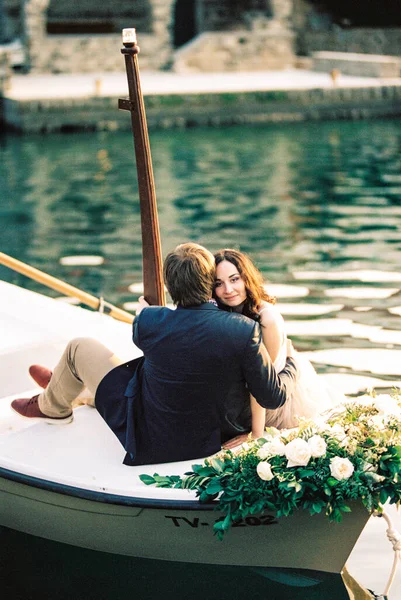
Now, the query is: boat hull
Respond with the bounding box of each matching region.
[0,475,370,573]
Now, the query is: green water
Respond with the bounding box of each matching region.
[2,118,401,303]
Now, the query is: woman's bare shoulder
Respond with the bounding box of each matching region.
[259,302,284,325]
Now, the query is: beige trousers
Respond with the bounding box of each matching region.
[38,337,123,418]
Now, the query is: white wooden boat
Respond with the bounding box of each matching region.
[0,279,373,578]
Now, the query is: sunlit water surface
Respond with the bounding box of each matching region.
[2,118,401,597]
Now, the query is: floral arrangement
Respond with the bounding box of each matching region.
[140,392,401,539]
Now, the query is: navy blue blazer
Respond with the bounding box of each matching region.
[96,302,297,466]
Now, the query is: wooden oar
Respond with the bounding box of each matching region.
[119,28,166,307]
[0,252,134,324]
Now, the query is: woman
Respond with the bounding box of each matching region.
[213,249,334,442]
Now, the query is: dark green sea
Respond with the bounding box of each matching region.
[2,118,401,598]
[2,118,401,305]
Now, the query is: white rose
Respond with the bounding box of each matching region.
[369,414,385,430]
[256,461,274,481]
[330,457,354,481]
[285,438,311,468]
[269,437,286,456]
[308,435,327,458]
[316,421,332,435]
[257,446,271,460]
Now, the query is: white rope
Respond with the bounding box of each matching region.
[98,298,118,317]
[373,508,401,597]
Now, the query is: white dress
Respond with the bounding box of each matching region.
[259,303,338,430]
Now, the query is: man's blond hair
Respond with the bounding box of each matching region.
[163,243,215,306]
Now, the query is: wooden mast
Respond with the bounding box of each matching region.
[118,28,165,306]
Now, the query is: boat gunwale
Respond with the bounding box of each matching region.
[0,466,216,511]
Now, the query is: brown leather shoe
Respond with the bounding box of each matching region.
[29,365,53,389]
[11,395,73,425]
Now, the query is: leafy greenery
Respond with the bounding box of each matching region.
[140,391,401,539]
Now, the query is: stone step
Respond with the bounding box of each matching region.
[312,51,401,78]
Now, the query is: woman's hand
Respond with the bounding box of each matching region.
[222,433,252,450]
[136,296,150,316]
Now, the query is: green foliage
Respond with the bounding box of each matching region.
[138,473,182,488]
[140,392,401,539]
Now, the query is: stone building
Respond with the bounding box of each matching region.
[293,1,401,59]
[0,0,295,73]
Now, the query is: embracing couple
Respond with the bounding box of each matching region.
[12,243,332,465]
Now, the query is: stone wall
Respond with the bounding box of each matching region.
[173,24,294,72]
[3,0,401,74]
[46,0,153,34]
[0,45,10,92]
[198,0,274,31]
[300,28,401,59]
[293,0,401,58]
[3,0,295,73]
[25,33,164,73]
[173,1,295,72]
[5,82,401,133]
[312,51,401,78]
[0,0,19,42]
[23,0,175,73]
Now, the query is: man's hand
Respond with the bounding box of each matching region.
[136,296,150,316]
[222,433,251,450]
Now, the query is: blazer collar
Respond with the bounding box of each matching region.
[176,302,218,311]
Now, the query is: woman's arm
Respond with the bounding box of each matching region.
[249,305,286,438]
[251,394,266,439]
[259,303,286,365]
[223,396,265,449]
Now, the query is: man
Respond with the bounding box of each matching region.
[12,243,297,466]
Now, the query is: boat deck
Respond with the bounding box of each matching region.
[0,280,201,502]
